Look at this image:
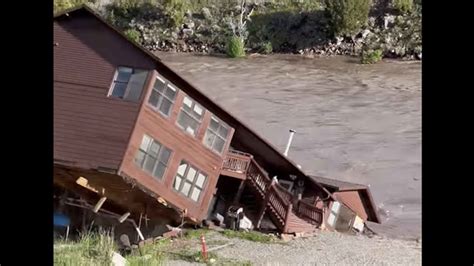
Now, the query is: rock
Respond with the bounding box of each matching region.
[111,252,127,266]
[368,17,376,27]
[163,230,180,238]
[202,7,212,20]
[361,29,371,39]
[280,233,294,242]
[182,28,194,35]
[384,15,396,29]
[335,37,343,46]
[295,232,305,238]
[184,21,195,29]
[416,52,422,60]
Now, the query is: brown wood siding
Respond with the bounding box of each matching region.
[119,71,235,220]
[333,191,368,221]
[54,13,156,170]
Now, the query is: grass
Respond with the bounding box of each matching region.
[184,228,210,239]
[54,229,265,265]
[220,229,277,243]
[54,230,116,266]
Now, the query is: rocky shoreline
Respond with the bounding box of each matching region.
[92,0,421,61]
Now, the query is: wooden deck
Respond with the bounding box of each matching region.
[221,150,324,234]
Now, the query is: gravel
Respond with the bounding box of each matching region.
[164,230,420,265]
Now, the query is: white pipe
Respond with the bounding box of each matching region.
[283,129,296,156]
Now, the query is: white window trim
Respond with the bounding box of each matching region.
[147,75,178,117]
[203,115,230,154]
[108,66,148,101]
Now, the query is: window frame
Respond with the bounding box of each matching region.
[108,66,148,101]
[147,75,178,118]
[176,95,205,137]
[203,115,230,154]
[134,134,173,181]
[172,160,208,203]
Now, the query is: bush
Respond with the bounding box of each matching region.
[361,49,383,64]
[54,0,95,13]
[261,41,273,54]
[163,0,190,28]
[124,28,141,43]
[226,36,245,58]
[325,0,372,37]
[392,0,413,13]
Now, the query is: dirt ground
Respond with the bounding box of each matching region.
[156,52,421,240]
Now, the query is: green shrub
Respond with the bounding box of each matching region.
[163,0,190,28]
[261,41,273,54]
[124,28,141,43]
[392,0,413,13]
[361,49,383,64]
[226,36,245,58]
[324,0,372,37]
[53,0,95,13]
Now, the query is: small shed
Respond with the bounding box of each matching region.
[309,176,381,232]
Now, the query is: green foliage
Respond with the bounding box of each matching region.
[163,0,190,28]
[124,28,141,43]
[53,0,95,13]
[361,49,383,64]
[184,228,209,239]
[220,229,276,243]
[261,41,273,54]
[248,10,328,52]
[392,0,413,14]
[324,0,372,37]
[54,231,115,265]
[226,36,246,58]
[264,0,323,12]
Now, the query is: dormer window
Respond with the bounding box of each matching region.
[109,66,148,102]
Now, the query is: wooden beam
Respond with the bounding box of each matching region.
[118,212,131,223]
[93,197,107,213]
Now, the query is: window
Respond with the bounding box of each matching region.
[327,201,341,227]
[135,134,172,180]
[110,66,148,102]
[203,116,229,153]
[173,161,207,202]
[148,76,178,116]
[177,96,204,136]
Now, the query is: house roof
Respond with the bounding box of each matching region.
[54,5,334,199]
[309,175,368,191]
[310,175,381,223]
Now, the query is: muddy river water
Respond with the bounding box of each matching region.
[156,52,421,240]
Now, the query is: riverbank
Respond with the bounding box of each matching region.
[81,0,421,61]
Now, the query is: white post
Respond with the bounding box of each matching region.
[283,129,296,157]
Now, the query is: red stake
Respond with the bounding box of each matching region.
[200,234,208,261]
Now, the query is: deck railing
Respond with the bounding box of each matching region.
[223,149,324,231]
[222,150,253,176]
[295,200,323,226]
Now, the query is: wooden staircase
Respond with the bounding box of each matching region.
[222,150,324,234]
